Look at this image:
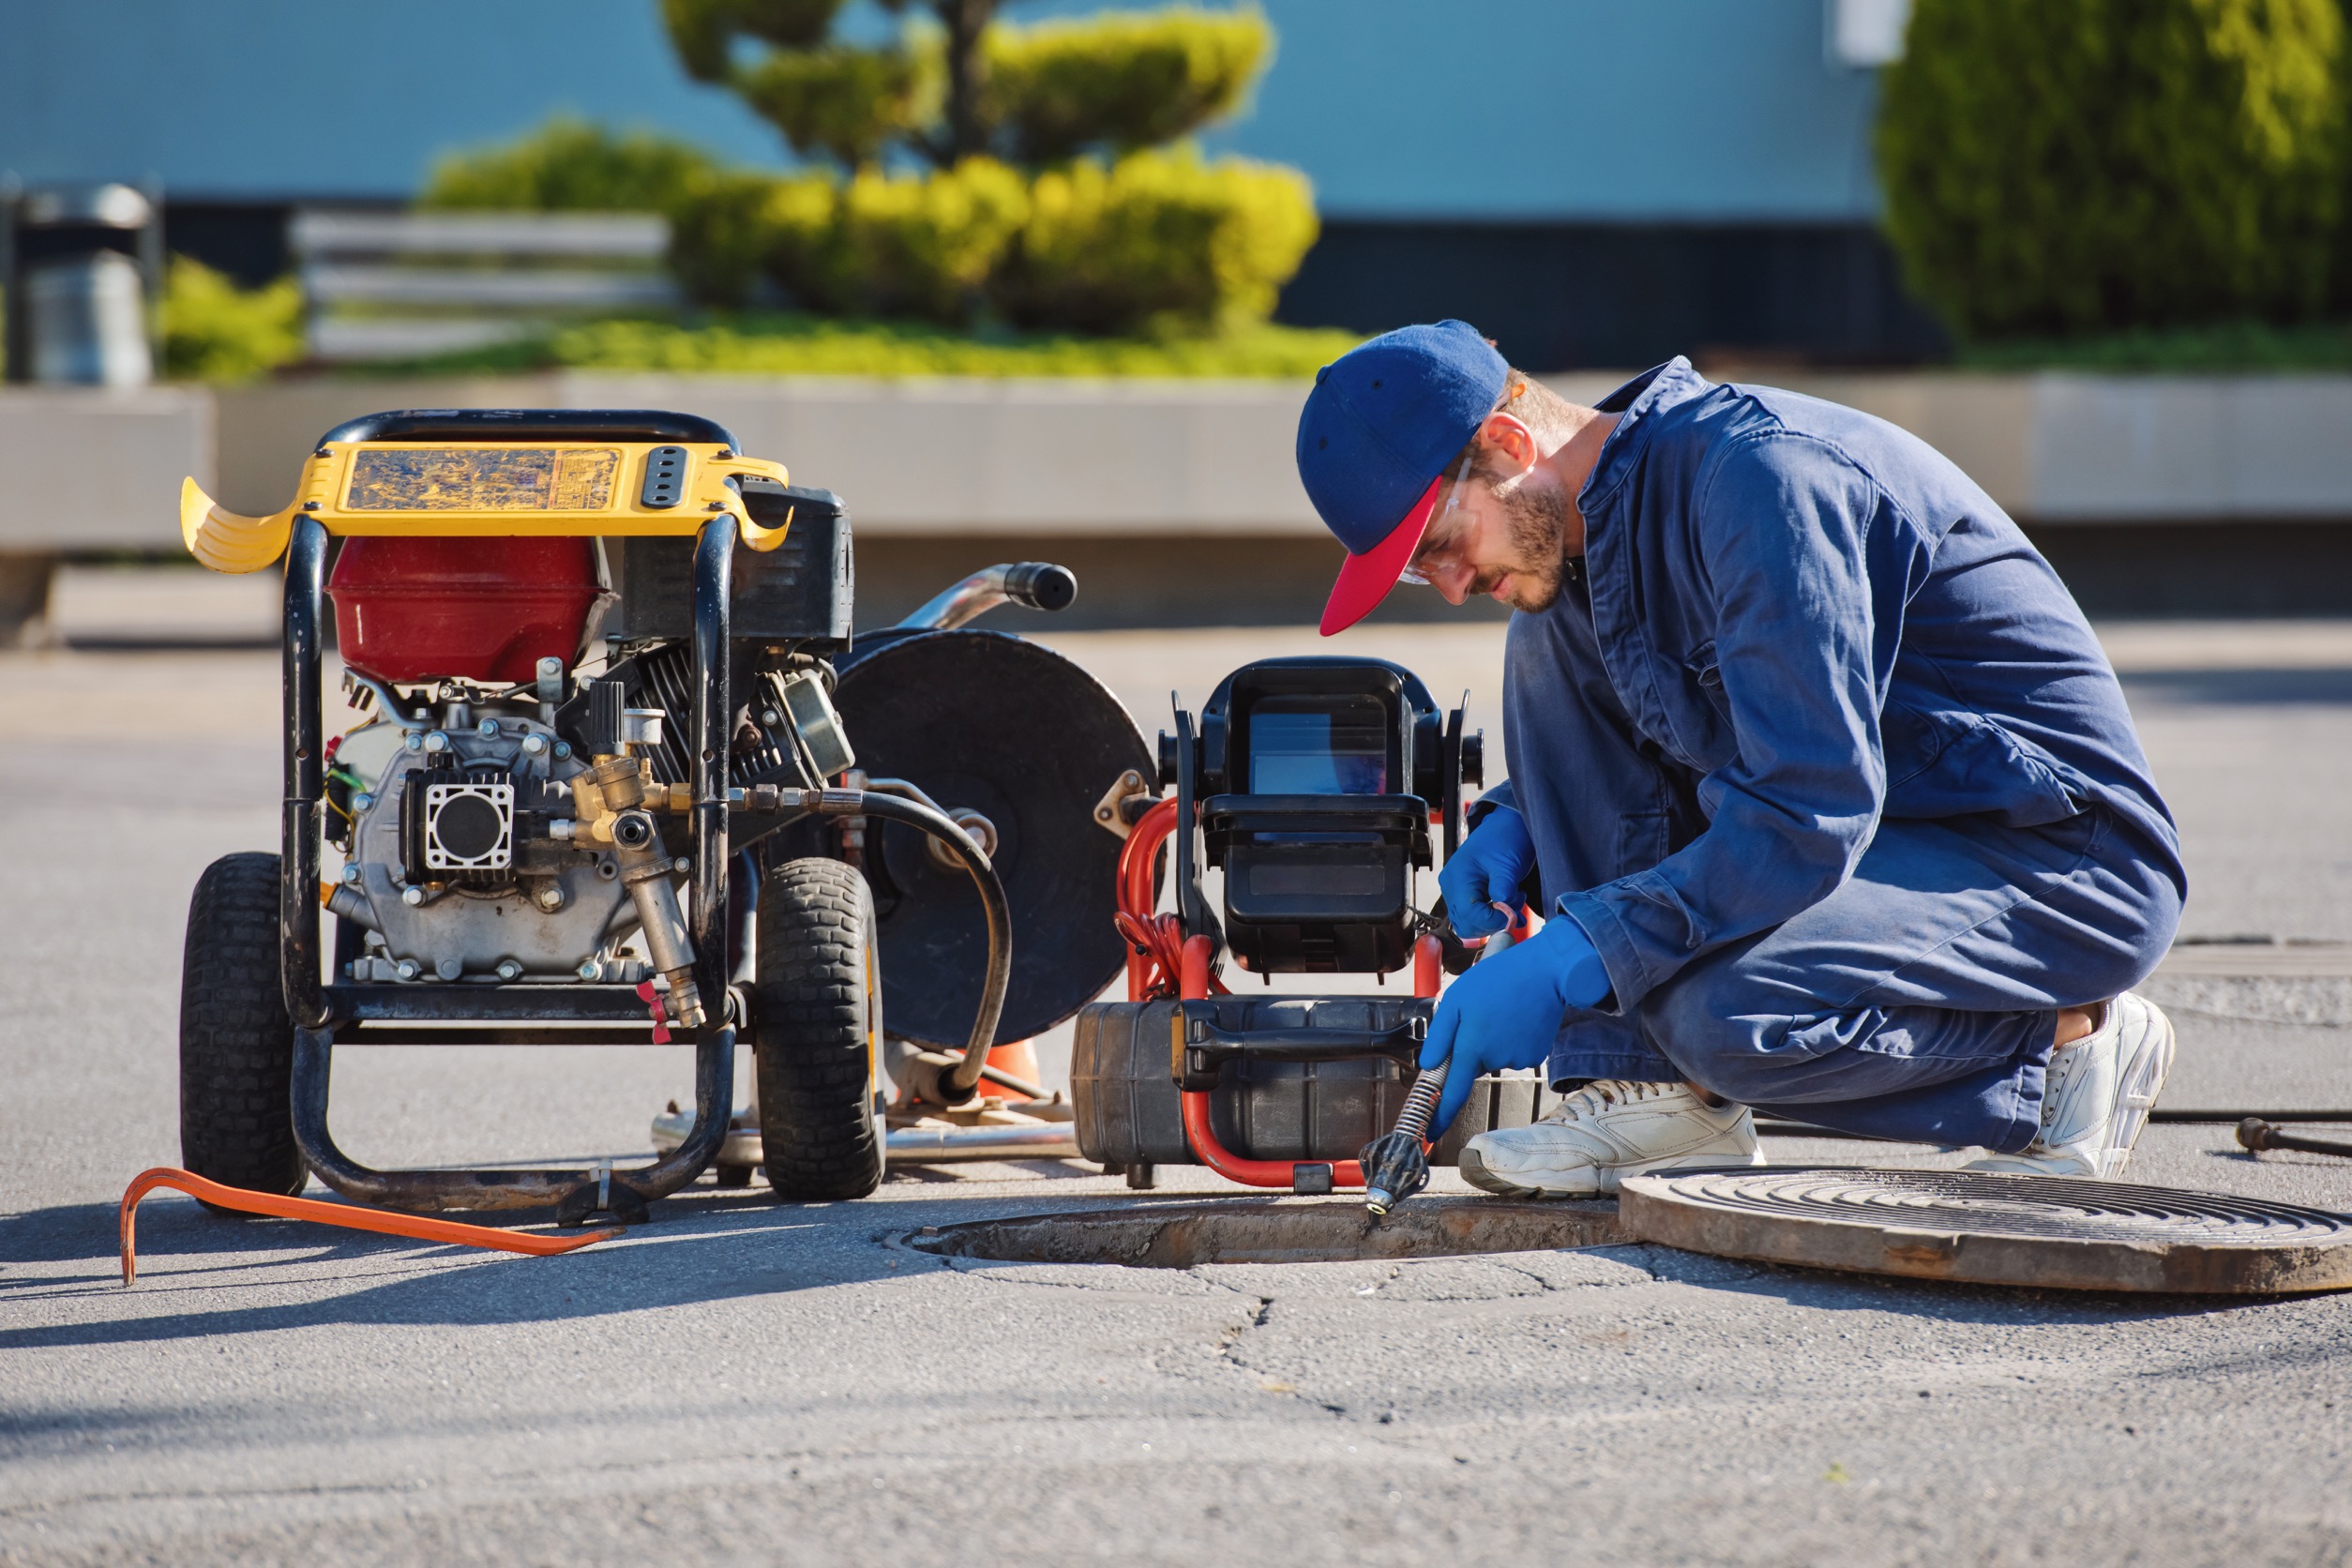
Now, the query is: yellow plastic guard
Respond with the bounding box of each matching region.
[180,441,792,574]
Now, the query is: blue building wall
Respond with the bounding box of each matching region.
[0,0,1885,219]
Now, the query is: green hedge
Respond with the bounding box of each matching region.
[421,118,719,212]
[992,147,1316,334]
[671,149,1314,334]
[665,171,826,308]
[1878,0,2345,339]
[734,44,929,171]
[160,258,305,383]
[982,7,1272,163]
[516,312,1361,378]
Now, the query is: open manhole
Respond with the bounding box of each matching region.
[904,1198,1628,1268]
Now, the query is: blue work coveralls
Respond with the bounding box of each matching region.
[1492,359,2184,1153]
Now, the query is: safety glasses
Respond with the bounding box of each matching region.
[1396,380,1523,588]
[1395,450,1477,588]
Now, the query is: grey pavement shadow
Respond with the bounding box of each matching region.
[2118,668,2352,705]
[1620,1243,2286,1324]
[0,1189,920,1349]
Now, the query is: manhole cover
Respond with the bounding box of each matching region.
[1621,1167,2352,1294]
[906,1198,1626,1268]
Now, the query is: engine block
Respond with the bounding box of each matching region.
[326,705,637,982]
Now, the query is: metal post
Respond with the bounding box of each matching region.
[280,516,327,1028]
[138,174,164,369]
[691,514,736,1017]
[0,173,20,384]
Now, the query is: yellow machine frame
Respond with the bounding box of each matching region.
[181,439,793,574]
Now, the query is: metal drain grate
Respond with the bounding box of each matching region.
[1621,1167,2352,1294]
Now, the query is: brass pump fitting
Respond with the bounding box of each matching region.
[607,807,704,1029]
[568,755,704,1027]
[568,754,647,842]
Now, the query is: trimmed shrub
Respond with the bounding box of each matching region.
[1878,0,2344,339]
[807,158,1030,322]
[160,258,304,383]
[662,0,843,81]
[992,147,1317,335]
[667,171,836,308]
[734,44,931,171]
[421,117,719,212]
[982,7,1272,163]
[670,160,1027,323]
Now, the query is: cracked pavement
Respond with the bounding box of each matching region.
[7,619,2352,1565]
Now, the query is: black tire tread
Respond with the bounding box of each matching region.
[179,852,306,1202]
[755,857,883,1200]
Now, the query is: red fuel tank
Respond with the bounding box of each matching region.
[326,536,601,685]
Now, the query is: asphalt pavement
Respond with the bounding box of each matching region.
[5,598,2352,1565]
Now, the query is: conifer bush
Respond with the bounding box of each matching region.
[981,8,1271,164]
[1877,0,2344,339]
[656,1,1313,335]
[993,147,1314,335]
[421,118,720,212]
[159,258,305,382]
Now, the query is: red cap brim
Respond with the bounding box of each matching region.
[1319,475,1443,636]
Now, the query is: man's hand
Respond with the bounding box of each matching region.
[1421,915,1611,1129]
[1439,805,1535,940]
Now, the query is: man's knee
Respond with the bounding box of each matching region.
[1636,955,1796,1103]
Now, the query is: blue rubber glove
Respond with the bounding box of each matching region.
[1421,915,1612,1130]
[1438,804,1535,940]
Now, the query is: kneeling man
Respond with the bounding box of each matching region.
[1296,323,2184,1192]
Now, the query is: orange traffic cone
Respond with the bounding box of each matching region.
[978,1037,1043,1098]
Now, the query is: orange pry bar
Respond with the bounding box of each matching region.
[118,1167,622,1286]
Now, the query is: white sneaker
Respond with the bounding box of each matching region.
[1965,991,2176,1179]
[1457,1079,1763,1198]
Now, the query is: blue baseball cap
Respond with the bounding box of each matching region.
[1296,320,1510,635]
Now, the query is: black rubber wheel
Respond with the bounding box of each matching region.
[754,857,885,1200]
[712,1163,754,1188]
[179,852,306,1205]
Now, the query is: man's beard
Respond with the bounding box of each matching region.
[1470,475,1573,612]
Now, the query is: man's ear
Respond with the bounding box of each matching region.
[1476,413,1540,477]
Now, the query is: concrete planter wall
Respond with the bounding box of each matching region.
[5,369,2351,629]
[1756,369,2352,523]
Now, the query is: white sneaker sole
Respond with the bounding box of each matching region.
[1968,994,2178,1180]
[2102,995,2177,1177]
[1458,1143,1763,1199]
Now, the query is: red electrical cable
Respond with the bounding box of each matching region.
[1115,798,1227,1001]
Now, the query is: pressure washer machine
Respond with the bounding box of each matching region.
[1071,656,1561,1194]
[172,408,1121,1224]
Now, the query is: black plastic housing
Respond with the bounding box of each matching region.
[1071,997,1557,1165]
[1183,658,1451,974]
[318,408,739,447]
[602,481,852,650]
